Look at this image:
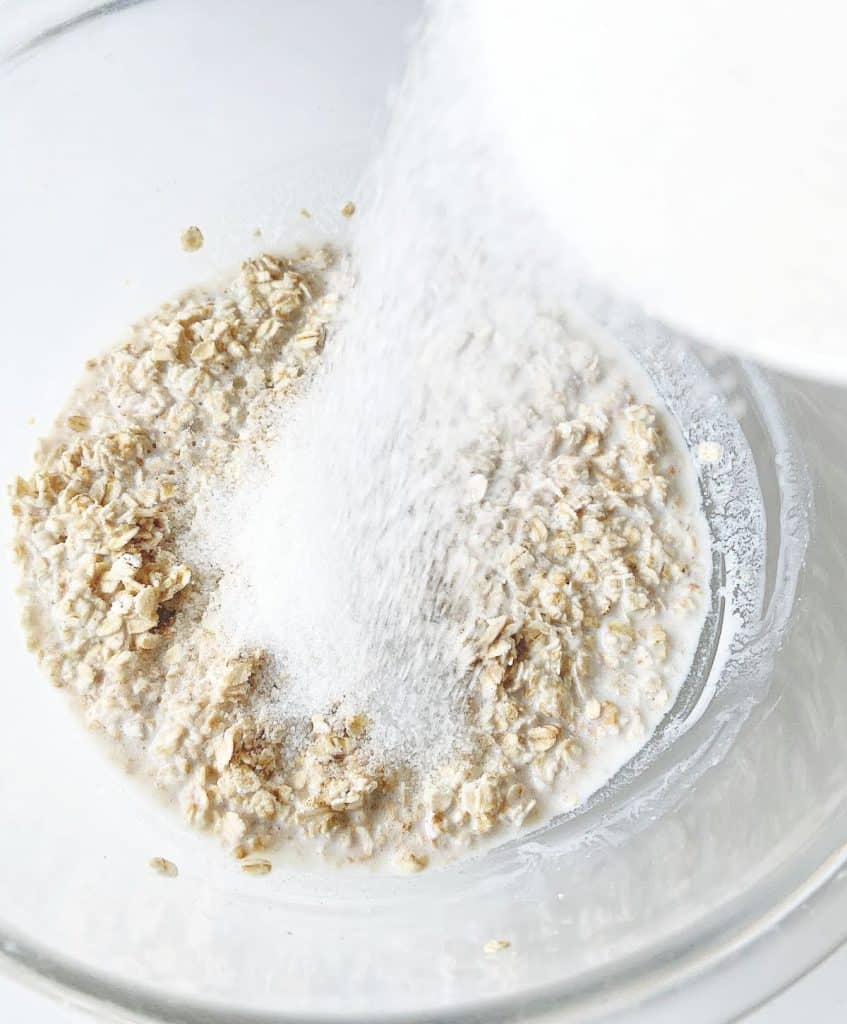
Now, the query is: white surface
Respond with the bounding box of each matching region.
[2,943,847,1022]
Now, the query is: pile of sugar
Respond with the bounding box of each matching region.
[195,1,706,773]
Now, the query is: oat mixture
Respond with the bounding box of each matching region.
[10,247,707,871]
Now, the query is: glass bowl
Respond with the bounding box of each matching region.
[1,3,845,1022]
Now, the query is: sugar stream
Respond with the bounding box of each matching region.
[203,2,679,768]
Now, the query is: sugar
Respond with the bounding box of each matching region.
[195,1,702,773]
